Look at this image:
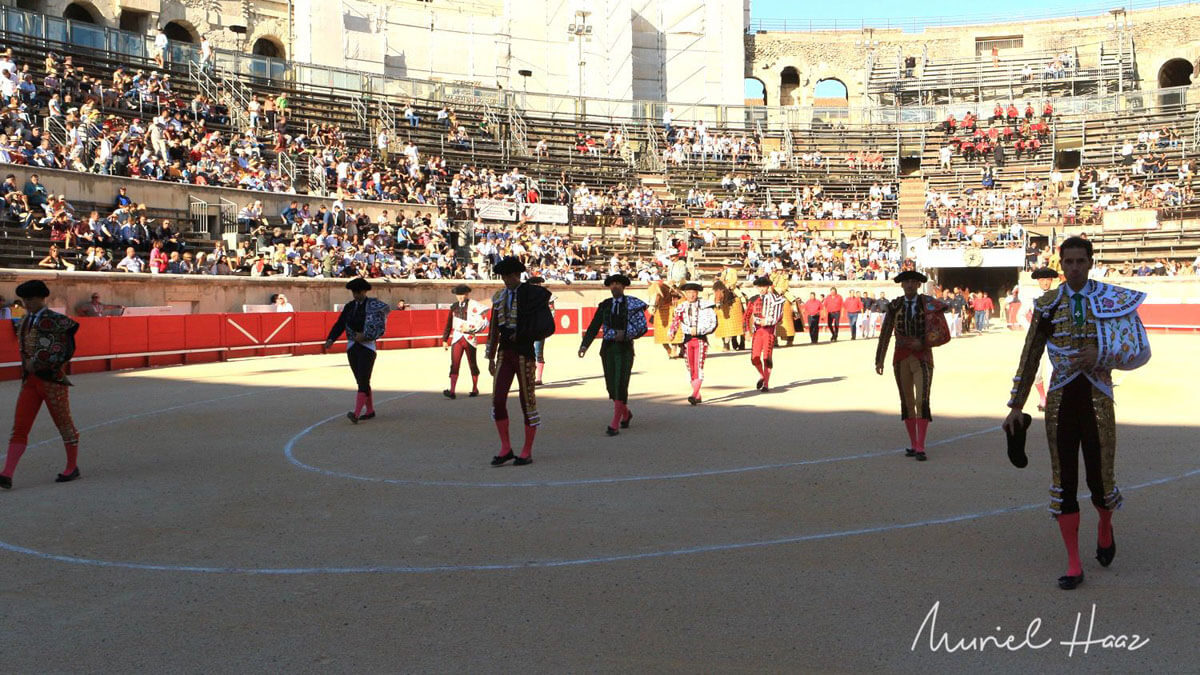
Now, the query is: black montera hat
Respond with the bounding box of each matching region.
[753,276,772,287]
[604,274,631,287]
[14,280,49,298]
[493,256,526,276]
[452,284,471,295]
[345,277,371,292]
[1031,267,1058,280]
[1005,412,1033,469]
[680,282,703,292]
[894,270,928,283]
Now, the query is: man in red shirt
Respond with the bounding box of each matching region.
[802,292,822,344]
[843,290,865,340]
[1006,104,1019,123]
[822,287,844,341]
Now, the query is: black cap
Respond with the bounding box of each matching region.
[452,284,471,295]
[526,276,545,285]
[680,282,703,292]
[894,270,928,283]
[345,277,371,293]
[604,274,631,287]
[493,256,526,276]
[753,276,772,287]
[1031,267,1058,280]
[15,280,49,299]
[1005,412,1033,469]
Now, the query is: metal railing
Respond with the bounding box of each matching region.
[219,72,253,132]
[508,104,529,157]
[351,96,368,130]
[277,152,296,191]
[189,196,210,237]
[307,155,327,197]
[218,198,238,236]
[641,122,665,173]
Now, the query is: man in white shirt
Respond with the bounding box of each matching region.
[116,247,146,273]
[153,29,169,68]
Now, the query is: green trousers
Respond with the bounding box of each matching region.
[600,341,635,403]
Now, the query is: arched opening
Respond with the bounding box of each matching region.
[252,37,284,59]
[1158,58,1194,88]
[63,2,100,24]
[780,67,800,107]
[162,21,197,44]
[813,78,849,124]
[744,77,766,106]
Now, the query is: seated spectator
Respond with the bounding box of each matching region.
[116,246,146,273]
[77,292,125,317]
[273,293,294,312]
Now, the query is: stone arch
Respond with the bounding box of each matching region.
[63,1,101,24]
[745,77,767,106]
[162,20,198,44]
[251,36,285,59]
[1158,58,1194,88]
[779,66,800,107]
[814,77,848,101]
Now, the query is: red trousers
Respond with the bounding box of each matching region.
[750,327,775,369]
[10,376,78,446]
[449,339,480,376]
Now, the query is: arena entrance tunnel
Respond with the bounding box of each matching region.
[931,265,1021,312]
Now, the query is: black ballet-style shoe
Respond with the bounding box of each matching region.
[1057,572,1085,590]
[469,390,479,397]
[443,389,456,400]
[358,412,375,421]
[0,475,11,489]
[1097,532,1115,567]
[605,426,619,436]
[904,448,917,457]
[490,451,515,466]
[914,452,928,461]
[513,456,533,466]
[55,467,81,483]
[755,378,763,391]
[620,412,632,429]
[760,385,770,393]
[534,380,544,386]
[346,412,359,424]
[687,396,699,406]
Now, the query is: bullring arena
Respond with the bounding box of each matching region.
[0,0,1198,671]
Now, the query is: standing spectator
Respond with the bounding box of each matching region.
[152,28,168,69]
[803,292,821,344]
[823,287,844,341]
[200,35,214,73]
[843,289,864,340]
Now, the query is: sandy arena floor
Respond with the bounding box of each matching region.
[0,328,1195,673]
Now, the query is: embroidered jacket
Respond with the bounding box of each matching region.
[442,299,488,346]
[580,296,649,352]
[19,308,79,385]
[875,294,947,368]
[743,292,785,332]
[1009,280,1149,406]
[669,299,718,339]
[326,297,391,347]
[486,283,553,360]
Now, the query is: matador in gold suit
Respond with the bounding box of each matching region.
[1006,247,1150,590]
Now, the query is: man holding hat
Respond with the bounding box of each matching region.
[2,280,81,489]
[667,282,718,405]
[442,284,488,399]
[875,269,948,461]
[324,277,392,423]
[579,274,648,435]
[1003,238,1151,590]
[486,257,555,466]
[743,276,786,392]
